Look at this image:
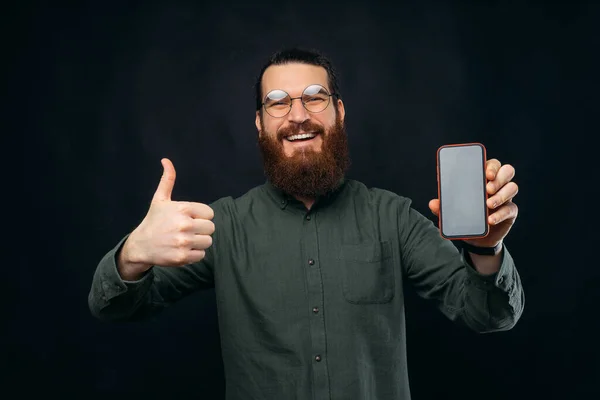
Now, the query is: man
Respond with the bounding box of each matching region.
[88,48,524,400]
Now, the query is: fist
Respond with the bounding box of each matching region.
[122,158,215,270]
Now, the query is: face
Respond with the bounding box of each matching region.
[255,63,351,198]
[256,63,345,157]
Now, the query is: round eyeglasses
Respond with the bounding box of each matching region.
[262,84,335,118]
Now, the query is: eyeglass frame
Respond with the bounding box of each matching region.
[261,84,337,118]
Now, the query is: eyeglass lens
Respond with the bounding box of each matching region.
[264,84,331,117]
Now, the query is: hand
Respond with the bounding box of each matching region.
[428,158,519,248]
[119,158,215,278]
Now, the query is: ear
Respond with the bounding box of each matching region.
[336,98,346,123]
[255,111,262,136]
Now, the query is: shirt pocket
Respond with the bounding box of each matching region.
[338,240,395,304]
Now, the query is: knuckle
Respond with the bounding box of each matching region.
[502,203,517,223]
[205,205,215,220]
[494,193,504,206]
[207,221,216,234]
[173,251,188,265]
[204,235,213,248]
[177,202,190,214]
[175,235,190,248]
[504,163,515,175]
[177,219,192,231]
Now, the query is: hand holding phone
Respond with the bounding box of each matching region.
[431,143,520,250]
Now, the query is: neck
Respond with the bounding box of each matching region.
[295,196,315,210]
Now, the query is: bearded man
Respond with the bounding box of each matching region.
[89,48,524,400]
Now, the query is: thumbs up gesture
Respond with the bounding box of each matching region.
[118,158,215,280]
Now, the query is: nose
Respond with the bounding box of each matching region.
[287,98,309,124]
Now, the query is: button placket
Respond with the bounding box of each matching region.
[301,208,329,396]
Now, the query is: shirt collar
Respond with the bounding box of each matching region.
[263,178,347,211]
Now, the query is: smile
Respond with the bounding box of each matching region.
[285,132,318,142]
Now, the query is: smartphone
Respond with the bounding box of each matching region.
[436,143,489,240]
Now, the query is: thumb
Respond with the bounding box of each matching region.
[152,158,176,202]
[428,199,440,216]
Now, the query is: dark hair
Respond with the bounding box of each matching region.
[254,47,341,112]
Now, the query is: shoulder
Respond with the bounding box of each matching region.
[343,179,414,210]
[344,180,437,239]
[207,183,269,219]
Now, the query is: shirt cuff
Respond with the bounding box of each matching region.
[99,235,154,301]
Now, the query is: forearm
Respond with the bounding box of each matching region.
[400,203,524,333]
[88,237,157,322]
[88,235,215,322]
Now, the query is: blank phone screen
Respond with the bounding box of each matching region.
[438,144,487,238]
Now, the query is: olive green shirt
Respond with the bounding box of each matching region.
[88,179,524,400]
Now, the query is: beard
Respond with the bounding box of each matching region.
[257,114,351,199]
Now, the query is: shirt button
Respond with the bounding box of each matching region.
[308,259,315,266]
[312,307,319,314]
[305,215,311,221]
[315,355,322,362]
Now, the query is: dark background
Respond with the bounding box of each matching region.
[8,1,598,399]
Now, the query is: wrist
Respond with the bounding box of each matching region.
[118,237,151,280]
[460,240,503,256]
[467,251,502,275]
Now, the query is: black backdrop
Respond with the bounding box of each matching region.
[8,1,599,399]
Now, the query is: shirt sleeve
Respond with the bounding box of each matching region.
[87,198,227,322]
[397,198,525,333]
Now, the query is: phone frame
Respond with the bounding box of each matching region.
[436,142,490,241]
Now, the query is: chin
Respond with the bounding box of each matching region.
[284,143,322,156]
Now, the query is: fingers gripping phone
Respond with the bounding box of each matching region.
[436,143,489,240]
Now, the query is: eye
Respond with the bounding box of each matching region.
[267,101,290,108]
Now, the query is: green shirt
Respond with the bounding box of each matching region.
[88,179,524,400]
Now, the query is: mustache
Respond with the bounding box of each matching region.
[276,121,325,141]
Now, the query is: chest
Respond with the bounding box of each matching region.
[214,209,399,309]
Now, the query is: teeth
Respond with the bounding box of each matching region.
[287,133,317,141]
